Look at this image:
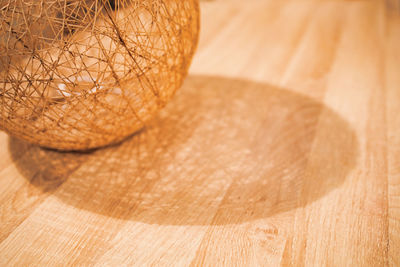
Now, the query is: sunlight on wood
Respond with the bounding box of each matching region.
[0,0,399,265]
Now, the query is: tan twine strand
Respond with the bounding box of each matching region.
[0,0,200,150]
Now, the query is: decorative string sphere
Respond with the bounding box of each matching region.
[0,0,199,150]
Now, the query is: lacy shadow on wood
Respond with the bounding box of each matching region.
[9,75,359,225]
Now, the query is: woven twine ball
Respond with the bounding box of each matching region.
[0,0,199,150]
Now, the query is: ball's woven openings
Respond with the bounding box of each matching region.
[0,0,199,150]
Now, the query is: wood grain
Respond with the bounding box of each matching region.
[0,0,399,265]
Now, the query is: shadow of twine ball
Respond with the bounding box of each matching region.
[0,0,200,151]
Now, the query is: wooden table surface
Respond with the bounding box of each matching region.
[1,0,400,265]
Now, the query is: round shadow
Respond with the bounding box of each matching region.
[9,75,358,225]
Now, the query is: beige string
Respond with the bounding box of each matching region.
[0,0,200,150]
